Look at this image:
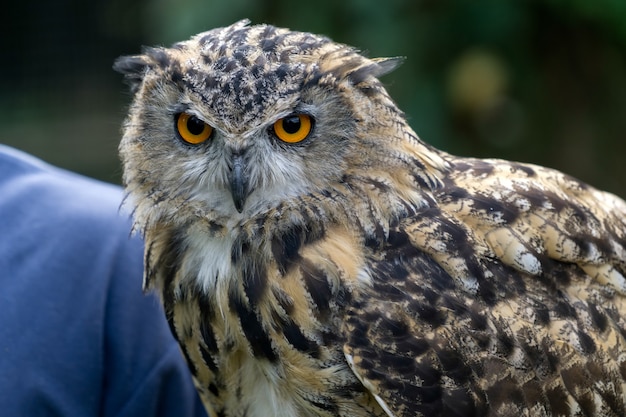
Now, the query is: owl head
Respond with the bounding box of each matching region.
[115,20,443,232]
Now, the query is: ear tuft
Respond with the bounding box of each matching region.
[344,56,405,86]
[371,57,405,77]
[113,55,152,93]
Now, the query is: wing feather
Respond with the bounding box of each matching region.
[341,157,626,417]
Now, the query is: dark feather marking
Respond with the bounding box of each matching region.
[474,262,500,305]
[554,297,578,319]
[409,299,447,328]
[335,285,352,308]
[396,335,431,358]
[331,381,368,399]
[363,210,386,249]
[471,332,492,350]
[208,383,219,396]
[467,160,495,176]
[346,319,370,349]
[407,155,426,171]
[162,286,178,341]
[534,303,552,325]
[274,63,293,81]
[387,229,410,248]
[436,348,472,384]
[548,263,574,287]
[495,329,516,357]
[198,296,219,353]
[486,375,525,408]
[201,51,213,65]
[410,171,438,190]
[521,379,545,407]
[228,295,277,361]
[451,161,472,172]
[197,297,219,373]
[362,177,391,192]
[307,397,339,413]
[281,320,320,358]
[415,256,457,293]
[390,261,410,281]
[381,373,442,404]
[577,330,596,354]
[561,364,592,399]
[379,351,419,377]
[143,240,156,288]
[231,237,269,306]
[577,392,597,416]
[180,342,199,377]
[199,344,218,373]
[271,224,305,275]
[150,227,187,290]
[167,63,184,84]
[271,286,295,315]
[468,305,488,330]
[300,259,332,316]
[511,163,536,177]
[442,293,468,316]
[371,276,409,302]
[241,256,268,306]
[469,192,521,224]
[606,307,626,342]
[321,329,340,346]
[444,185,471,202]
[146,47,171,69]
[588,302,608,333]
[442,388,476,417]
[546,386,571,416]
[545,348,561,374]
[153,228,188,342]
[519,339,555,377]
[259,36,278,53]
[599,383,626,415]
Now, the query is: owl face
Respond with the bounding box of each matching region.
[115,20,403,224]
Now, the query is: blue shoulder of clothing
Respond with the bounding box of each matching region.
[0,145,207,417]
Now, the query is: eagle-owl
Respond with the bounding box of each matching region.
[115,20,626,417]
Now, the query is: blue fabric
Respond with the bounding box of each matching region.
[0,146,207,417]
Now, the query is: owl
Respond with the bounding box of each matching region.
[114,20,626,417]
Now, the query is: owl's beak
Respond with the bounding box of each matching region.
[229,153,248,213]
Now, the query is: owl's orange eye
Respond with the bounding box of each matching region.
[176,113,213,144]
[272,114,313,143]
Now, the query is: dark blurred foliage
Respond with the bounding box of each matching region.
[1,0,625,196]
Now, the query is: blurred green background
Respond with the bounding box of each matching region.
[1,0,625,196]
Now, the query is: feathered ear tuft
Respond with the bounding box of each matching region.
[371,57,405,77]
[113,54,152,94]
[345,56,405,86]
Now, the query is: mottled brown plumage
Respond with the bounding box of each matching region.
[115,20,626,417]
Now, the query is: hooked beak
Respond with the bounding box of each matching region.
[229,152,248,213]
